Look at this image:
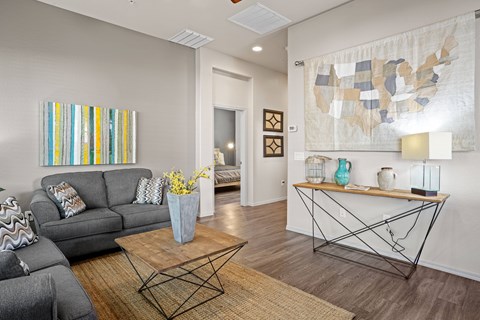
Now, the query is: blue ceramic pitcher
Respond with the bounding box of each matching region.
[334,158,352,186]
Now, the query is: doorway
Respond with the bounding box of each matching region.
[213,106,247,207]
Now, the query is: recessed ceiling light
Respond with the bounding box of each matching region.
[252,46,263,52]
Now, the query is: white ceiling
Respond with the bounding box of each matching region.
[37,0,351,74]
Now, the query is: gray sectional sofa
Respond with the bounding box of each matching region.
[30,168,170,258]
[0,237,97,320]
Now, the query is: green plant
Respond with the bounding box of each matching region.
[164,166,211,195]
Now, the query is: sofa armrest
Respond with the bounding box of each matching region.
[0,273,57,320]
[30,189,60,228]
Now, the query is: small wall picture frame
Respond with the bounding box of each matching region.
[263,109,284,132]
[263,135,284,157]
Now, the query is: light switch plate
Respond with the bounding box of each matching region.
[288,125,298,132]
[294,152,305,161]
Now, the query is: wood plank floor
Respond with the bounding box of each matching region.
[200,189,480,320]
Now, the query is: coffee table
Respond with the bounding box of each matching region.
[115,224,247,319]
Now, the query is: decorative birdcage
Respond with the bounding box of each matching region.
[305,155,331,184]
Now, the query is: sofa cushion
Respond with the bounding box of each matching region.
[110,204,170,229]
[0,250,29,281]
[15,236,69,272]
[47,182,87,219]
[1,196,38,251]
[39,208,122,242]
[41,171,108,209]
[34,265,97,320]
[104,168,152,207]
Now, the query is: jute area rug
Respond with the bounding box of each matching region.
[72,252,355,320]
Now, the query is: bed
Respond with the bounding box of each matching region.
[214,165,241,188]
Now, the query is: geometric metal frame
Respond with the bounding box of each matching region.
[121,244,245,319]
[294,187,448,279]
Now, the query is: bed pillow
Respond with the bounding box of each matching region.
[0,250,30,281]
[215,152,226,166]
[133,177,165,205]
[47,182,86,219]
[0,197,38,251]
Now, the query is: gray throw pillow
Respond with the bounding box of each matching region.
[0,250,30,281]
[133,177,165,205]
[0,197,38,251]
[47,182,86,219]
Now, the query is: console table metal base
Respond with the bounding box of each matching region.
[295,186,447,280]
[121,245,244,319]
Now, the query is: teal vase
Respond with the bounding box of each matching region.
[334,158,352,186]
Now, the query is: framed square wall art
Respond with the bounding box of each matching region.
[40,101,136,166]
[263,135,284,157]
[263,109,284,132]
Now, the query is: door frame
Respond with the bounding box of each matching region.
[213,105,247,206]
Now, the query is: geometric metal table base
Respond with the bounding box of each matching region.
[121,245,244,319]
[295,186,448,280]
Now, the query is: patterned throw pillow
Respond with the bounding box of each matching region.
[0,197,38,251]
[133,177,165,205]
[47,182,86,219]
[0,250,30,281]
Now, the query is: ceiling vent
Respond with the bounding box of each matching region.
[168,29,213,49]
[228,3,291,35]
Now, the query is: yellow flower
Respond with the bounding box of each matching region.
[164,165,212,195]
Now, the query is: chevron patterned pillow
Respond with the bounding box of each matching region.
[0,197,38,251]
[47,182,86,219]
[133,177,165,205]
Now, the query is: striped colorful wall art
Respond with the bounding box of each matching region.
[40,102,136,166]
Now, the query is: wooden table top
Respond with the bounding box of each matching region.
[115,224,247,273]
[293,182,450,203]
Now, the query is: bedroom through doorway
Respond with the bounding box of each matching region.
[213,107,246,207]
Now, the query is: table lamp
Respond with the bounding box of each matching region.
[401,132,452,196]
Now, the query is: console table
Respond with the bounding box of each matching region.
[293,182,449,279]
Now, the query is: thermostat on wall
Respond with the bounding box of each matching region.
[288,125,298,132]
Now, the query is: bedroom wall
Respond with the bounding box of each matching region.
[214,109,236,165]
[0,0,195,208]
[196,47,288,215]
[287,0,480,280]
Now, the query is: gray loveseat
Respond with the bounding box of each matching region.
[30,168,170,258]
[0,237,97,320]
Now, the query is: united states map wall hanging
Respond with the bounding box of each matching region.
[304,13,475,151]
[40,102,136,166]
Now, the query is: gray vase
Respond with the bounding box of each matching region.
[167,192,200,244]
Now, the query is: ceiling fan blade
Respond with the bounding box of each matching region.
[231,0,242,3]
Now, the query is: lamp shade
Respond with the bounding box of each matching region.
[401,132,452,160]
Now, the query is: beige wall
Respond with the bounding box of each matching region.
[0,0,195,208]
[196,47,288,216]
[288,0,480,280]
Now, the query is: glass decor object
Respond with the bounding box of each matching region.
[305,155,331,184]
[401,132,452,196]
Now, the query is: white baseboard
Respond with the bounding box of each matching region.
[199,210,215,218]
[286,225,480,282]
[250,196,287,207]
